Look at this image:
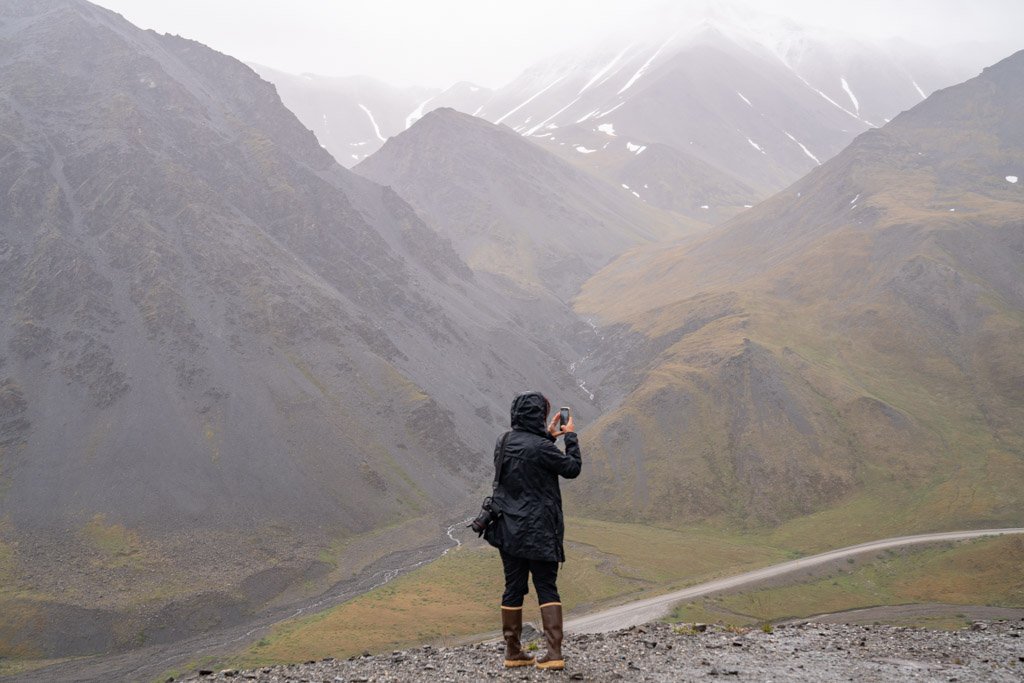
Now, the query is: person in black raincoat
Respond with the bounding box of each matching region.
[484,391,581,670]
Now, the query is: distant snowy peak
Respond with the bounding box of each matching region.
[470,11,970,195]
[468,11,978,197]
[405,81,492,129]
[254,64,489,167]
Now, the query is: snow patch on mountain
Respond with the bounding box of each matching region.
[737,91,753,107]
[597,123,617,136]
[793,73,864,124]
[784,131,820,164]
[912,80,927,99]
[747,138,765,154]
[597,102,626,118]
[495,76,567,125]
[406,96,434,129]
[840,77,860,114]
[576,146,597,154]
[358,103,386,142]
[618,31,678,95]
[525,96,580,135]
[626,142,647,155]
[579,43,633,95]
[1007,175,1019,183]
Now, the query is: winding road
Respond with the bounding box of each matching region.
[566,527,1024,634]
[9,527,1022,681]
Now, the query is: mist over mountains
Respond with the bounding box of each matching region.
[354,108,687,298]
[262,5,982,222]
[249,65,491,167]
[1,0,1022,671]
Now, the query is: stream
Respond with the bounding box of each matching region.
[11,516,474,683]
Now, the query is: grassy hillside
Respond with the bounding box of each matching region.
[212,519,785,673]
[154,526,1024,679]
[570,51,1024,535]
[671,534,1024,628]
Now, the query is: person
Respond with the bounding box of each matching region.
[483,391,582,670]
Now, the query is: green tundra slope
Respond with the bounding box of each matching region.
[573,50,1024,540]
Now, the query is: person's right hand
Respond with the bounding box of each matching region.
[548,413,575,437]
[563,415,575,434]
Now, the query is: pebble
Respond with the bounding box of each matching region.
[185,621,1024,682]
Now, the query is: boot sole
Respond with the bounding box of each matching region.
[537,660,565,670]
[504,659,536,668]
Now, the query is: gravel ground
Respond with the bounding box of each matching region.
[177,619,1024,682]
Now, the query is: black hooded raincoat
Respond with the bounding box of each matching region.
[484,392,582,562]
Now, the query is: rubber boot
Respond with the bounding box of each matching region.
[536,602,565,670]
[502,606,536,668]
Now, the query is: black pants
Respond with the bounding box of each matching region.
[500,550,560,607]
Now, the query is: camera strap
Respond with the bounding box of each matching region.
[492,431,510,491]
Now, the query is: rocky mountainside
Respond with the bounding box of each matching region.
[0,0,592,656]
[354,108,690,299]
[252,65,490,167]
[179,620,1024,682]
[473,5,981,206]
[572,50,1024,532]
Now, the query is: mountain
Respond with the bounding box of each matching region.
[354,108,691,299]
[571,50,1024,535]
[0,0,590,657]
[252,65,491,167]
[473,6,981,213]
[255,8,979,231]
[538,136,760,226]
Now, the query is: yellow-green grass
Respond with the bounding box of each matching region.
[571,159,1024,539]
[0,656,74,678]
[566,517,785,590]
[82,513,148,570]
[670,535,1024,628]
[571,284,1024,543]
[218,519,785,671]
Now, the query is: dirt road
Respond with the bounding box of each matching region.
[566,527,1024,634]
[10,527,1021,681]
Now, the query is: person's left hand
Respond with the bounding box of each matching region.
[547,413,575,437]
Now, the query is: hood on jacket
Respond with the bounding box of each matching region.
[510,391,550,437]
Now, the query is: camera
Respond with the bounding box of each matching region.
[469,496,501,536]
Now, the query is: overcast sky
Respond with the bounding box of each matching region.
[91,0,1023,88]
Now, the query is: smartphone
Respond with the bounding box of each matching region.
[559,406,571,427]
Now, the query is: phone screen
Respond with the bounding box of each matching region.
[559,407,570,426]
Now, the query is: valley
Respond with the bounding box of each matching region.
[0,0,1022,679]
[180,526,1023,680]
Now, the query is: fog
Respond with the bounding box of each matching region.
[90,0,1023,88]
